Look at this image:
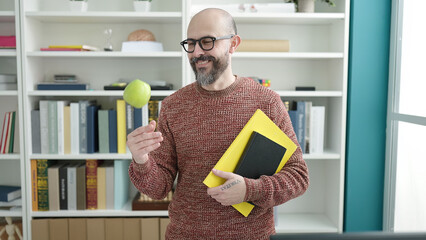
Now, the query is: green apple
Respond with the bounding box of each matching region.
[123,79,151,108]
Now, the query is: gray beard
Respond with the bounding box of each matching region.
[191,53,229,86]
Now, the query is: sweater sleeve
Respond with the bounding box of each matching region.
[128,102,178,200]
[243,94,309,208]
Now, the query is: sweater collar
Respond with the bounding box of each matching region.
[195,75,242,98]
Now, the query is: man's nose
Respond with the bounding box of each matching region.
[192,41,205,57]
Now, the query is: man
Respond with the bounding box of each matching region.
[128,8,309,239]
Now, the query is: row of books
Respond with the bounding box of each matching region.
[31,99,161,155]
[32,217,170,240]
[0,111,17,154]
[284,101,325,154]
[31,159,131,211]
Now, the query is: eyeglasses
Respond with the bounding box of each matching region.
[180,35,235,53]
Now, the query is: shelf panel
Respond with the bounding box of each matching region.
[0,11,15,22]
[275,91,343,97]
[0,209,22,217]
[233,52,343,59]
[30,153,132,160]
[0,50,17,57]
[28,90,175,97]
[0,154,20,160]
[31,200,168,217]
[26,51,182,58]
[275,213,338,233]
[304,151,340,160]
[232,13,345,25]
[25,11,182,23]
[0,90,18,96]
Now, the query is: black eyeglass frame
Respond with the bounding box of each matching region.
[180,34,235,53]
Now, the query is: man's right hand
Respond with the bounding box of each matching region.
[127,120,163,164]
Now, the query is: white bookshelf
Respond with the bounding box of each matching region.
[0,0,26,233]
[10,0,349,238]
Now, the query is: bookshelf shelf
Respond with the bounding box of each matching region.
[28,90,176,97]
[233,52,343,59]
[29,153,132,160]
[0,50,17,57]
[275,213,338,233]
[0,154,20,160]
[0,90,18,96]
[26,51,182,58]
[0,11,15,22]
[275,91,343,97]
[303,151,340,160]
[0,209,22,217]
[31,209,168,218]
[232,13,345,25]
[25,11,182,23]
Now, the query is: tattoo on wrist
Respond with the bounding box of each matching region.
[221,179,241,191]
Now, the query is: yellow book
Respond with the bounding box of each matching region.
[97,164,106,210]
[116,99,127,154]
[31,159,38,211]
[203,109,297,217]
[48,45,98,51]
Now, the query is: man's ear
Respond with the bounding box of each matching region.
[229,35,241,54]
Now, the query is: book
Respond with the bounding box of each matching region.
[1,112,10,153]
[64,105,71,154]
[86,159,99,209]
[48,163,63,211]
[87,218,105,240]
[296,101,306,153]
[97,163,107,210]
[98,110,110,153]
[79,100,96,154]
[48,101,58,154]
[76,163,86,210]
[0,112,7,152]
[59,164,69,210]
[7,111,16,153]
[69,218,87,240]
[31,160,38,211]
[0,36,16,48]
[86,105,100,153]
[40,48,82,51]
[310,106,325,154]
[39,100,49,154]
[108,110,118,153]
[0,185,21,202]
[114,160,130,210]
[31,219,49,240]
[105,162,114,210]
[48,45,99,51]
[67,164,78,210]
[236,39,290,52]
[141,218,160,240]
[123,218,141,240]
[234,131,287,179]
[57,101,69,155]
[37,83,89,90]
[203,109,297,217]
[31,110,41,154]
[116,99,127,154]
[105,218,123,240]
[70,103,80,154]
[36,159,50,211]
[49,219,69,240]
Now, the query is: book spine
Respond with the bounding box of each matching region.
[0,112,7,151]
[37,84,88,90]
[142,104,149,126]
[76,164,86,210]
[70,103,80,154]
[31,159,38,211]
[86,105,100,154]
[36,159,50,211]
[57,101,65,155]
[48,164,60,211]
[98,110,109,154]
[133,107,142,129]
[108,110,117,153]
[116,100,126,154]
[48,101,58,154]
[31,110,41,154]
[8,111,16,153]
[86,159,98,209]
[97,164,106,210]
[39,101,49,154]
[296,101,306,153]
[67,165,77,210]
[114,160,130,210]
[105,164,114,209]
[1,112,10,153]
[59,165,68,210]
[64,106,71,154]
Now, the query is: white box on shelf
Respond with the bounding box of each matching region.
[121,41,163,52]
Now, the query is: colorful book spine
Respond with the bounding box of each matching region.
[98,110,109,154]
[8,111,16,153]
[86,159,99,209]
[37,159,50,211]
[31,159,38,211]
[116,100,126,154]
[108,110,117,153]
[86,105,100,154]
[1,112,10,153]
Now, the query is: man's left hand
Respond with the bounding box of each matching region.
[207,169,246,206]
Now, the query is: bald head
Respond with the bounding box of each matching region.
[188,8,237,37]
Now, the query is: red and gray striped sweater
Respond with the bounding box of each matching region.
[129,76,309,240]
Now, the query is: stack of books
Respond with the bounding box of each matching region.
[40,45,99,51]
[36,74,90,90]
[0,111,17,154]
[0,74,17,90]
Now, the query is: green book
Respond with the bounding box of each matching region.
[98,110,110,153]
[8,111,16,153]
[37,159,51,211]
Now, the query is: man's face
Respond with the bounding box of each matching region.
[189,43,229,86]
[187,18,231,86]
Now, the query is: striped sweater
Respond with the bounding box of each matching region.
[129,76,309,240]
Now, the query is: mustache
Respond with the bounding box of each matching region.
[191,55,215,64]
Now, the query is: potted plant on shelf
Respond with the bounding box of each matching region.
[133,0,152,12]
[69,0,88,12]
[285,0,335,13]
